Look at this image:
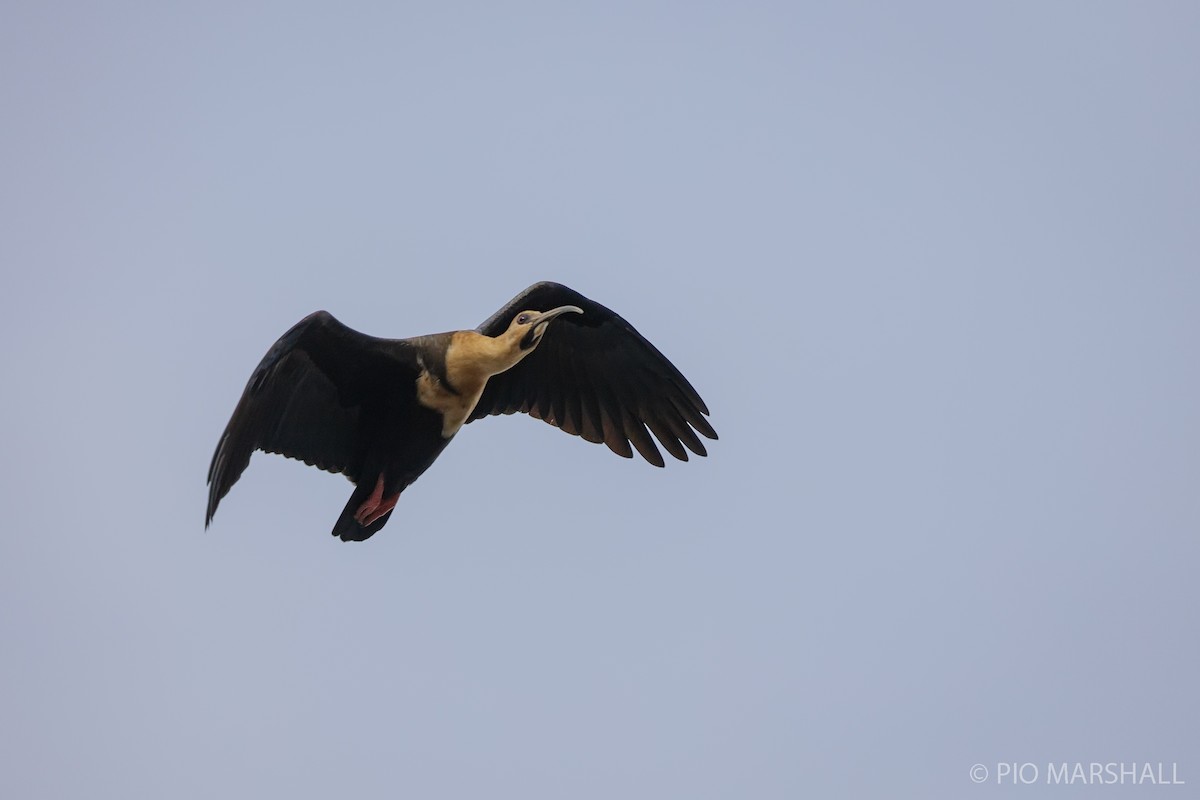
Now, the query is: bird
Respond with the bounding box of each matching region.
[205,282,717,541]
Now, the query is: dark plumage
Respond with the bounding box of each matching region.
[206,282,716,541]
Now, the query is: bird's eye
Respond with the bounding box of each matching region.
[517,313,531,324]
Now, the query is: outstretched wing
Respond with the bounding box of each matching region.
[206,311,420,526]
[468,282,717,466]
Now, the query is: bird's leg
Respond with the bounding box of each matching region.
[353,474,401,527]
[353,475,386,525]
[361,492,400,526]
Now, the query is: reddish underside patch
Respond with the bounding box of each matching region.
[354,474,400,526]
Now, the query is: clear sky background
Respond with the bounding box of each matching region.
[2,2,1197,798]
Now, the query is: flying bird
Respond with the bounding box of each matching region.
[206,281,717,541]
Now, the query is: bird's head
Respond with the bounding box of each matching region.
[509,305,584,350]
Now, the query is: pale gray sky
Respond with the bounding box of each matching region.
[2,2,1197,798]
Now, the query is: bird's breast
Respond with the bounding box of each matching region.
[415,370,484,438]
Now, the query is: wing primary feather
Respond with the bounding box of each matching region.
[546,340,575,432]
[570,355,606,444]
[642,413,690,461]
[631,359,716,442]
[598,354,672,466]
[621,407,665,467]
[612,361,695,461]
[594,382,633,459]
[627,369,709,456]
[668,392,718,441]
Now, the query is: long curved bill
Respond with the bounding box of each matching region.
[530,305,584,326]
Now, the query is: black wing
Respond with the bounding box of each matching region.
[468,282,717,466]
[206,311,420,526]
